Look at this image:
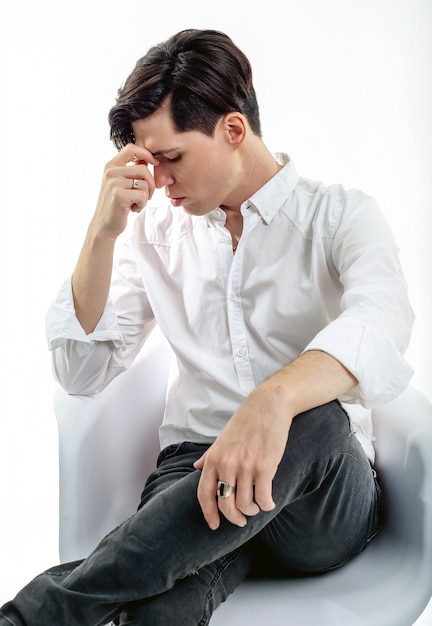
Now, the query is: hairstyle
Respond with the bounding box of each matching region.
[108,29,262,149]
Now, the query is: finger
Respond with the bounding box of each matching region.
[104,162,155,201]
[111,143,159,167]
[131,147,160,167]
[253,472,276,512]
[216,474,251,526]
[217,491,248,527]
[234,474,260,517]
[122,164,156,197]
[130,194,148,213]
[193,453,206,471]
[196,466,221,531]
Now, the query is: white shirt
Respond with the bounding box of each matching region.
[46,155,414,461]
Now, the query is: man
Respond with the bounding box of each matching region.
[0,28,414,625]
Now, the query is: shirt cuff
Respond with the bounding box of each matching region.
[46,277,124,353]
[303,317,414,408]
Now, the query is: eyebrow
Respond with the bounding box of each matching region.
[151,147,181,158]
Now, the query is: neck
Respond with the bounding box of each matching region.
[221,140,283,251]
[220,139,282,213]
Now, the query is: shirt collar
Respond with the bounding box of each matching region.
[205,153,298,225]
[243,153,298,224]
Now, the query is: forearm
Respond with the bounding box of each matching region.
[71,144,158,335]
[254,349,358,421]
[72,226,116,334]
[195,349,357,529]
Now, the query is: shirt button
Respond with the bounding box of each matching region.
[237,348,246,357]
[229,292,237,300]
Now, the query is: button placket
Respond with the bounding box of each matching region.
[225,210,260,394]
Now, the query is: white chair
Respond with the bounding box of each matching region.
[55,328,432,626]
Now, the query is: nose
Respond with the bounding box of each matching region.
[153,162,175,189]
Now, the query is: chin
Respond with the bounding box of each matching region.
[182,204,211,216]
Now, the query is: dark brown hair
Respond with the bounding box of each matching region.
[109,29,261,149]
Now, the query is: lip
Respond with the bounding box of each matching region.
[169,197,186,207]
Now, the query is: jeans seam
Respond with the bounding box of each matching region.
[197,549,244,626]
[309,455,383,574]
[45,569,75,577]
[290,448,375,490]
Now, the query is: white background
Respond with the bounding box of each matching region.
[0,0,431,621]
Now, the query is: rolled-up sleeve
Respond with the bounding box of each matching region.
[45,239,155,395]
[304,192,415,407]
[46,278,124,352]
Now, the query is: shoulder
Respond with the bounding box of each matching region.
[285,176,379,239]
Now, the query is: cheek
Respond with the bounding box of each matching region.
[185,152,232,195]
[204,156,231,185]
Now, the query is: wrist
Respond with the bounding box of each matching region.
[87,220,119,245]
[249,379,296,425]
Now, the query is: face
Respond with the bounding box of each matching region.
[132,105,243,215]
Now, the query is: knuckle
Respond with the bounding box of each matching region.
[239,504,259,517]
[218,503,234,517]
[254,484,271,504]
[254,457,269,474]
[203,448,219,464]
[235,497,250,511]
[141,182,151,195]
[197,486,213,504]
[104,165,117,180]
[218,458,236,477]
[111,187,125,204]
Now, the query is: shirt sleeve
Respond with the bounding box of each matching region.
[303,190,415,408]
[45,237,155,395]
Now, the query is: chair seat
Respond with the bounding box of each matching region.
[55,330,432,625]
[211,532,429,625]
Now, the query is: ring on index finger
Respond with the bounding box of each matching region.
[217,481,235,499]
[131,179,140,189]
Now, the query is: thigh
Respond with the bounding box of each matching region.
[137,442,210,509]
[254,401,383,575]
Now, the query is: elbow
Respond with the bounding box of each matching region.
[51,339,123,396]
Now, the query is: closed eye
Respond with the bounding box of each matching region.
[167,155,181,162]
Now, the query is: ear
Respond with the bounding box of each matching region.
[222,112,247,147]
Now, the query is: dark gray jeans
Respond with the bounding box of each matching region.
[0,401,382,625]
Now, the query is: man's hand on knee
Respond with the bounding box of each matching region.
[193,385,292,529]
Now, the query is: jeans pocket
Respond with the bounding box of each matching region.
[156,442,188,466]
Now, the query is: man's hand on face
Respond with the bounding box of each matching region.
[91,144,159,240]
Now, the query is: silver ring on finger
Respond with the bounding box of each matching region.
[217,480,235,499]
[132,179,140,189]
